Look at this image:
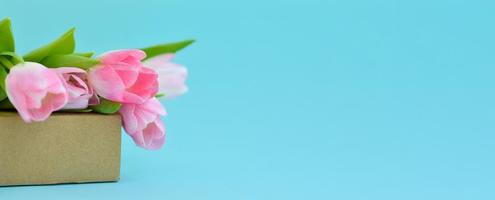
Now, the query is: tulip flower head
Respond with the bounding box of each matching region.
[6,62,68,122]
[119,98,167,150]
[143,53,188,99]
[88,49,159,104]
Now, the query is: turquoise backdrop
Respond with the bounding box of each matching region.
[1,0,494,199]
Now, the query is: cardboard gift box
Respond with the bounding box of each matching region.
[0,111,121,186]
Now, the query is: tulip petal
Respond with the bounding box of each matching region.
[124,67,158,103]
[88,64,125,102]
[100,49,146,65]
[120,104,139,134]
[55,67,95,110]
[142,53,188,99]
[142,120,165,150]
[141,98,167,116]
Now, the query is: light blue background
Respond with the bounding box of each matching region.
[1,0,494,199]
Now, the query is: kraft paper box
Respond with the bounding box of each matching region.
[0,111,121,186]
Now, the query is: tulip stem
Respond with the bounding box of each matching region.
[0,57,13,70]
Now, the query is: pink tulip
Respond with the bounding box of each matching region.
[119,98,167,150]
[6,62,68,123]
[143,54,188,99]
[88,49,159,104]
[54,67,99,109]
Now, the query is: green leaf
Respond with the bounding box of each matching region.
[0,56,13,69]
[0,18,15,52]
[23,27,76,62]
[90,98,122,114]
[0,51,23,63]
[0,91,6,103]
[0,52,24,69]
[141,39,195,60]
[41,54,99,69]
[0,52,24,71]
[74,51,95,58]
[155,93,165,98]
[0,66,7,101]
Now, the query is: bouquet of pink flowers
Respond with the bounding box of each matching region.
[0,18,193,150]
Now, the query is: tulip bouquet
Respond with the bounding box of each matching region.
[0,18,192,150]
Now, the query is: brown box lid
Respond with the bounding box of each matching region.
[0,111,121,186]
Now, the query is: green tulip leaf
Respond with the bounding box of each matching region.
[0,52,24,70]
[74,51,95,58]
[0,51,23,64]
[0,91,6,103]
[141,39,194,60]
[91,98,122,114]
[0,89,5,101]
[0,56,14,70]
[0,66,8,101]
[23,28,76,62]
[41,54,99,69]
[0,18,15,52]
